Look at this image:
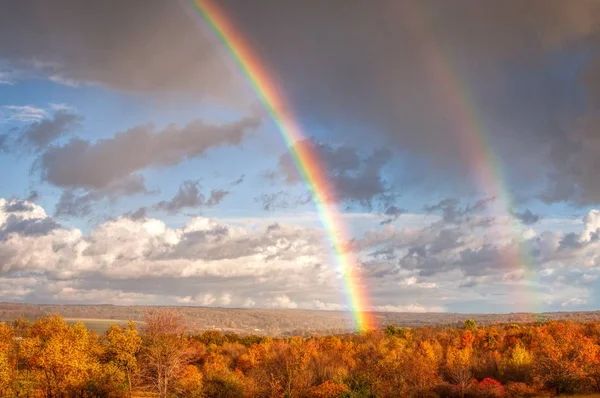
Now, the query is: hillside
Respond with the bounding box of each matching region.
[2,302,600,335]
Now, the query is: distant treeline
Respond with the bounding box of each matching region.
[4,302,600,336]
[1,312,600,397]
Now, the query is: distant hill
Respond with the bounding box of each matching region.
[1,302,600,336]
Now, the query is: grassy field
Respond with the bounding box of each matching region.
[65,318,140,334]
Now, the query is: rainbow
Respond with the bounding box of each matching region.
[402,2,538,313]
[189,0,376,331]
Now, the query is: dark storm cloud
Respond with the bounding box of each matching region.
[38,116,260,191]
[0,0,245,101]
[4,1,600,204]
[541,112,600,205]
[154,180,229,214]
[216,0,600,203]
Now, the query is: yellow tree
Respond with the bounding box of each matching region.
[0,322,16,397]
[104,321,142,397]
[23,314,102,397]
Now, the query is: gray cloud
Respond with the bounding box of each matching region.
[541,112,600,205]
[424,197,495,224]
[18,110,82,150]
[55,174,148,218]
[276,139,392,207]
[4,200,35,213]
[4,1,600,204]
[0,215,62,239]
[125,207,147,221]
[38,116,260,191]
[0,200,63,240]
[215,1,600,203]
[215,2,594,173]
[154,180,229,214]
[0,134,8,151]
[26,190,40,202]
[380,205,406,225]
[231,174,245,186]
[512,208,541,225]
[255,191,311,211]
[0,0,246,101]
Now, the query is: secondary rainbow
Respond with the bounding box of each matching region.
[189,0,376,331]
[403,1,538,313]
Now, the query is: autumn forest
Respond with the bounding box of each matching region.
[0,311,599,397]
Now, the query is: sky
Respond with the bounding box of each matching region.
[1,0,600,316]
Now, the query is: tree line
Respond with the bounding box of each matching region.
[1,310,599,397]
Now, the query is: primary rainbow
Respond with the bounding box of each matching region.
[190,0,376,331]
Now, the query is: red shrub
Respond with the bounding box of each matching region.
[475,378,504,397]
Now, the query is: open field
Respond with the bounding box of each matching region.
[4,302,600,335]
[64,318,141,334]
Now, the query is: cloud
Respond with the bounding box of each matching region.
[512,209,541,225]
[211,1,600,203]
[26,191,40,202]
[54,174,149,217]
[154,180,229,214]
[0,105,47,123]
[255,191,311,211]
[0,0,248,102]
[2,109,82,152]
[124,207,148,221]
[274,139,393,207]
[0,199,62,241]
[38,116,260,192]
[380,205,406,225]
[231,174,245,186]
[269,295,298,309]
[370,304,445,313]
[3,200,35,213]
[424,197,495,224]
[5,1,600,204]
[561,297,587,307]
[581,209,600,242]
[18,110,82,150]
[2,197,600,313]
[0,70,15,85]
[51,286,159,305]
[4,2,600,204]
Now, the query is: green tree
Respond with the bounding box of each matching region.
[463,319,477,331]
